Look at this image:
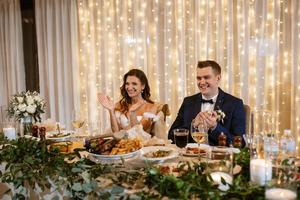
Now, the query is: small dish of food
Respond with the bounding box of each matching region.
[46,130,75,142]
[140,146,178,163]
[182,143,211,157]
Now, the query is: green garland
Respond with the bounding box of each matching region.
[0,134,299,199]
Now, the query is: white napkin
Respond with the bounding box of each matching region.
[143,112,160,122]
[126,124,151,141]
[143,136,171,146]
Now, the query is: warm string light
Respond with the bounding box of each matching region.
[78,1,88,134]
[236,0,243,98]
[222,0,228,91]
[76,0,299,155]
[187,0,195,95]
[152,0,159,101]
[176,0,183,105]
[297,3,300,154]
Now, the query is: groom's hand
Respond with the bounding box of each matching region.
[195,111,218,130]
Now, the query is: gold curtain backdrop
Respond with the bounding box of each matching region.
[75,0,300,154]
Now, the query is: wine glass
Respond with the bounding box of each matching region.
[191,119,208,160]
[72,110,85,135]
[173,129,189,155]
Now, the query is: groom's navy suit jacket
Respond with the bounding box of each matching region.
[168,88,246,146]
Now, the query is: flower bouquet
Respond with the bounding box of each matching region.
[207,109,226,123]
[215,110,226,123]
[7,91,46,123]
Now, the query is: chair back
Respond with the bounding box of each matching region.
[150,103,170,139]
[158,104,170,121]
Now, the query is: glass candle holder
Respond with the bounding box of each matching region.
[2,122,17,140]
[250,109,279,186]
[265,161,298,200]
[207,150,233,191]
[250,158,272,186]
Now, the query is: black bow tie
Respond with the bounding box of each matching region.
[201,99,214,104]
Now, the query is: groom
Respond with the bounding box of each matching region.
[168,60,246,146]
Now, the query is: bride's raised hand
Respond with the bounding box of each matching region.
[97,93,114,111]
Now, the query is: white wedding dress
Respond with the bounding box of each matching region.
[115,110,139,129]
[114,110,167,140]
[115,111,158,130]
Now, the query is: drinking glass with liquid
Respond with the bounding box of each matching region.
[191,119,208,160]
[174,129,189,149]
[72,109,85,135]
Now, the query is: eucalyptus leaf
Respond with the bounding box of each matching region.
[81,171,90,182]
[71,167,83,173]
[82,183,93,193]
[110,185,125,194]
[72,182,82,191]
[51,196,60,200]
[148,168,158,175]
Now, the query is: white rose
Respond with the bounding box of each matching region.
[34,95,41,102]
[26,105,36,114]
[18,104,27,112]
[24,112,28,117]
[17,97,23,103]
[26,96,34,105]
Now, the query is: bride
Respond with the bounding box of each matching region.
[98,69,163,135]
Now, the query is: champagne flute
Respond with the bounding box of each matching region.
[72,110,85,135]
[191,119,208,160]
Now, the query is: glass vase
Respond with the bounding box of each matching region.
[20,116,33,136]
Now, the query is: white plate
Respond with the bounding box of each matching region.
[87,149,141,162]
[182,143,211,157]
[212,146,240,154]
[140,146,178,163]
[24,135,40,141]
[46,130,75,142]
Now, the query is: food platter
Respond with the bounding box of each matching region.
[87,149,141,163]
[46,130,75,142]
[85,137,142,163]
[140,146,178,163]
[182,143,211,157]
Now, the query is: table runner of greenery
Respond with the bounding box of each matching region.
[0,135,299,200]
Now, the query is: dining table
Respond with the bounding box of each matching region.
[0,133,299,200]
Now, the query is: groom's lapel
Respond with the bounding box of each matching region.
[214,88,225,111]
[193,93,202,116]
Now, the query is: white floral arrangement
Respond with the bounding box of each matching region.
[7,91,46,122]
[208,109,226,123]
[215,110,226,123]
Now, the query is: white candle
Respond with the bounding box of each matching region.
[250,158,272,186]
[265,188,297,200]
[3,127,17,140]
[210,171,233,191]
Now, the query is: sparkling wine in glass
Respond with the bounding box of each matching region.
[72,110,85,134]
[174,129,189,150]
[72,120,85,129]
[191,119,208,160]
